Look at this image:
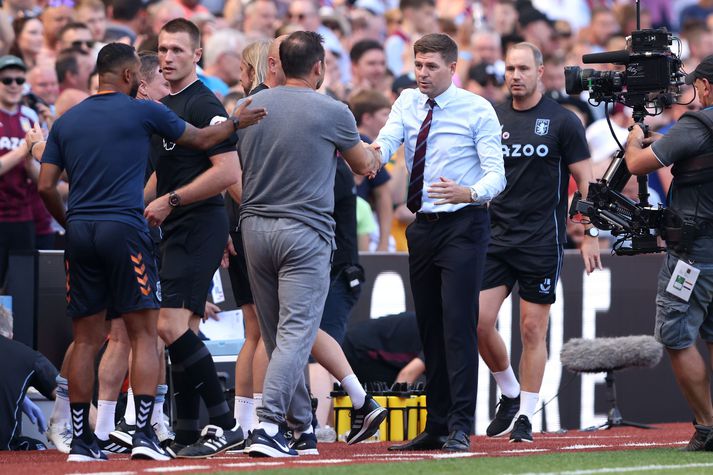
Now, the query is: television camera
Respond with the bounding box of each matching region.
[565,21,686,255]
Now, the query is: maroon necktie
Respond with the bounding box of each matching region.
[407,98,436,213]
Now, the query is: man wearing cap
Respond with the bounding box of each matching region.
[0,55,39,291]
[625,53,713,452]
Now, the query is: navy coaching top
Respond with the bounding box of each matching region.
[42,92,186,231]
[490,96,590,247]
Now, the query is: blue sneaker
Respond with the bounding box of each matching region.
[67,437,108,462]
[131,430,171,461]
[247,428,297,458]
[289,431,318,455]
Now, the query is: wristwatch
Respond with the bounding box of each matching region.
[585,227,599,238]
[469,186,478,203]
[168,191,181,208]
[230,116,240,130]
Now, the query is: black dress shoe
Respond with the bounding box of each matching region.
[442,430,470,452]
[388,431,448,451]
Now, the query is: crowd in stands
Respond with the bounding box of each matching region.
[3,0,713,456]
[1,0,712,261]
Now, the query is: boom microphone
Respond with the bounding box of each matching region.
[560,335,663,373]
[582,50,631,65]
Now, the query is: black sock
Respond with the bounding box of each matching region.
[168,330,236,430]
[170,361,201,444]
[70,402,92,443]
[134,394,155,436]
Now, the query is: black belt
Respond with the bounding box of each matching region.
[415,204,486,223]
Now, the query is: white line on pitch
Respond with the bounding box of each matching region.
[511,462,713,475]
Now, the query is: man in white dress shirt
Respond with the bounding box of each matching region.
[374,33,505,452]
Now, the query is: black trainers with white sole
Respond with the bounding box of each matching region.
[165,441,187,458]
[247,428,298,458]
[108,418,136,449]
[176,424,245,458]
[509,415,533,443]
[346,395,387,445]
[289,432,319,455]
[131,431,171,461]
[67,437,108,462]
[486,394,520,437]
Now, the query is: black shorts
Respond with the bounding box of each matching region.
[482,244,562,304]
[159,209,228,317]
[65,220,159,319]
[227,228,253,307]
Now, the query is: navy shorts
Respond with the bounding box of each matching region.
[482,244,563,305]
[64,220,159,319]
[159,209,228,317]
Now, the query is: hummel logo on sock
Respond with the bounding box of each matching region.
[72,409,84,436]
[137,400,152,428]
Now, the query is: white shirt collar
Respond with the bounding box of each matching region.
[419,82,456,110]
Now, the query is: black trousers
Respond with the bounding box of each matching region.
[406,206,489,435]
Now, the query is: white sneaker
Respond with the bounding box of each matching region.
[46,421,72,454]
[153,418,175,446]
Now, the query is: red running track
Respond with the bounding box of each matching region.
[0,422,694,475]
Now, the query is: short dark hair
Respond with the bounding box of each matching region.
[112,0,143,21]
[349,39,383,64]
[399,0,434,11]
[138,51,160,82]
[349,89,391,126]
[160,18,201,49]
[55,46,89,83]
[58,22,91,42]
[96,42,137,75]
[280,31,325,79]
[413,33,458,64]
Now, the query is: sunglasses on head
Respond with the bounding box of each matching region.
[0,77,25,86]
[71,40,95,49]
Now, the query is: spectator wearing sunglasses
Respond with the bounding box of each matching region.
[0,55,41,291]
[57,22,95,54]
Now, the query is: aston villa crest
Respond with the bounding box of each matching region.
[20,116,31,133]
[534,118,550,136]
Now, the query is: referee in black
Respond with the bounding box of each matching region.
[144,19,265,458]
[478,42,601,443]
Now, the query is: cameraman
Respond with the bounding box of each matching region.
[625,54,713,452]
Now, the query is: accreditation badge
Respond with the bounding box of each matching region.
[666,259,700,302]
